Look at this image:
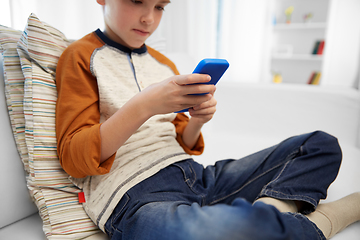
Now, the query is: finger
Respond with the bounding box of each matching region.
[173,74,211,86]
[210,85,217,95]
[193,95,217,111]
[179,94,212,109]
[184,84,216,95]
[188,108,216,122]
[190,105,216,116]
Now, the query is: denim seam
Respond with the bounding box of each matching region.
[313,223,327,240]
[293,213,326,240]
[261,189,317,208]
[209,148,300,205]
[110,193,130,234]
[259,154,318,207]
[261,159,291,190]
[173,162,191,184]
[173,161,205,199]
[209,159,288,205]
[187,162,207,204]
[189,163,208,206]
[187,162,196,187]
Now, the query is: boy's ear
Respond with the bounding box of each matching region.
[96,0,105,6]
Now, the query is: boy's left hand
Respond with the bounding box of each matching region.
[188,92,217,124]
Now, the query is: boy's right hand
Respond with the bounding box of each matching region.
[99,74,215,163]
[140,74,216,116]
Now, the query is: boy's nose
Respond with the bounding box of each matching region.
[141,10,155,25]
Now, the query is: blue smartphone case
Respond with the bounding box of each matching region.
[192,58,229,85]
[176,58,229,113]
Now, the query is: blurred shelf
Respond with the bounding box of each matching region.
[273,22,328,30]
[272,54,323,61]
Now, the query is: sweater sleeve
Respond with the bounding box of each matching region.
[55,34,115,179]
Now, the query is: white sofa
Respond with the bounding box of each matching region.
[194,81,360,240]
[1,53,360,239]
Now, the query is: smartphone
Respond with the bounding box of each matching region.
[176,58,229,113]
[192,58,229,85]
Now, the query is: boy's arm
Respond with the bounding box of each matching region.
[56,39,115,178]
[183,93,217,149]
[172,113,204,155]
[173,91,217,154]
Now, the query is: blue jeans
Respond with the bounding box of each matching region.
[104,131,342,240]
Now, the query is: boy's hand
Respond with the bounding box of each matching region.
[141,74,216,116]
[181,89,217,150]
[188,92,217,124]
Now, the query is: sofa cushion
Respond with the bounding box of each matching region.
[0,213,45,240]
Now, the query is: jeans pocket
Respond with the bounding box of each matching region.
[105,193,130,237]
[173,160,197,188]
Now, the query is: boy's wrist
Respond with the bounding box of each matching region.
[188,116,206,128]
[182,118,203,150]
[131,91,157,119]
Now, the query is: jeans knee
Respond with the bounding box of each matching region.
[313,130,342,154]
[307,130,342,167]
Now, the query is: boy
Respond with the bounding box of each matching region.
[55,0,360,239]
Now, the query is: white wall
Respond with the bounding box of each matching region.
[156,0,270,83]
[6,0,103,40]
[0,0,12,27]
[153,0,219,74]
[322,0,360,88]
[217,0,269,83]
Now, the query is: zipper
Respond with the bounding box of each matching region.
[127,53,141,92]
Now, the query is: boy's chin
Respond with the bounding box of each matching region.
[130,41,148,49]
[131,44,145,49]
[129,37,151,49]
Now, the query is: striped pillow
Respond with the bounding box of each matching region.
[17,43,34,179]
[15,14,106,239]
[0,25,29,173]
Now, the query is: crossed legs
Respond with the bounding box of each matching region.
[105,131,359,239]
